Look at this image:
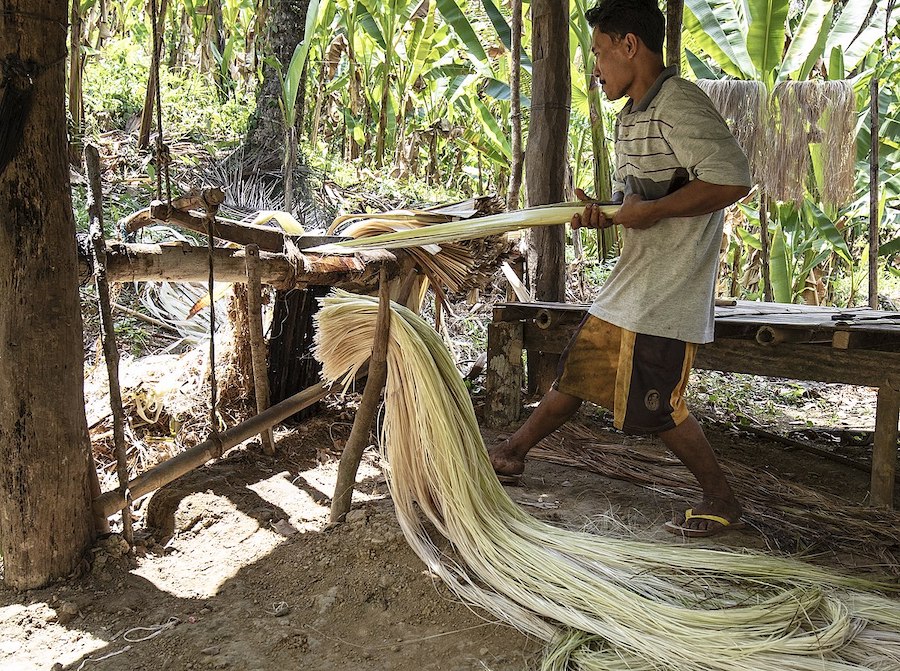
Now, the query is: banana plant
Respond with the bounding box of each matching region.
[682,0,900,304]
[357,0,419,167]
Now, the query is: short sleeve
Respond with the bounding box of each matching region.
[660,83,752,188]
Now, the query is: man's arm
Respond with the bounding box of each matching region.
[614,179,749,230]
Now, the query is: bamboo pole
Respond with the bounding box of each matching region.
[86,144,134,545]
[869,77,880,309]
[94,378,339,518]
[244,245,275,455]
[329,266,392,523]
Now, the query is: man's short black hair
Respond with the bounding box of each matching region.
[585,0,666,55]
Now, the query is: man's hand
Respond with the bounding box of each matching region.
[570,188,615,230]
[613,193,658,230]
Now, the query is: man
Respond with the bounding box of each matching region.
[489,0,752,537]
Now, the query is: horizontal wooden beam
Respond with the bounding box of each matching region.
[79,241,398,291]
[149,202,287,252]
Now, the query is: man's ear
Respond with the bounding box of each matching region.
[623,33,641,58]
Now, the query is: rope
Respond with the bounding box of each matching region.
[123,616,180,642]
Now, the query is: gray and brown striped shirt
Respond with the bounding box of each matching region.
[588,66,751,343]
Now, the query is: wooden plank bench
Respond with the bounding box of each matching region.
[485,300,900,508]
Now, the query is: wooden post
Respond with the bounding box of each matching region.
[526,0,569,393]
[507,0,523,211]
[329,266,392,523]
[485,320,524,428]
[665,0,684,73]
[138,0,169,149]
[245,245,275,455]
[759,196,773,302]
[871,380,899,508]
[86,144,134,546]
[869,77,880,309]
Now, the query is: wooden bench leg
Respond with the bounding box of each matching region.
[485,321,524,428]
[871,383,900,508]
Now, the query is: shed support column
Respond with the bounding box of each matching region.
[871,381,899,508]
[485,321,524,428]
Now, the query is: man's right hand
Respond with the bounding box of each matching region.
[571,188,614,230]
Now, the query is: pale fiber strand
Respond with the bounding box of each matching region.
[314,292,900,671]
[309,204,612,253]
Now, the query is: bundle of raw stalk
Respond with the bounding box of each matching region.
[314,291,900,671]
[321,202,609,252]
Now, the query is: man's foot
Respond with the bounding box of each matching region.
[663,498,745,538]
[488,439,525,484]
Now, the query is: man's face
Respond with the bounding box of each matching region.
[591,28,633,101]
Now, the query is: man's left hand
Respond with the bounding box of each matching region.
[613,193,658,230]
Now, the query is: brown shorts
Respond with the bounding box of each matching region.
[554,315,696,435]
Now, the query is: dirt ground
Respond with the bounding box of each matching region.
[1,395,897,671]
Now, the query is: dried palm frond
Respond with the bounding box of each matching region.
[315,291,900,671]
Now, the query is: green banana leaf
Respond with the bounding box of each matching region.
[747,0,789,85]
[769,222,793,303]
[844,0,900,72]
[777,0,830,83]
[684,0,756,78]
[435,0,489,65]
[481,0,532,71]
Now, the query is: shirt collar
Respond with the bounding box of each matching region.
[625,65,678,113]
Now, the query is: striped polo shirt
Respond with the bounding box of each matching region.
[588,66,751,344]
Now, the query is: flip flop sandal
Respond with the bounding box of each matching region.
[663,508,747,538]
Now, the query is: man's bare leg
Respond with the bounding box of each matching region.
[659,414,742,531]
[489,388,583,478]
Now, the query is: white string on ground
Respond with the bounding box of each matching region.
[123,616,180,642]
[75,646,132,671]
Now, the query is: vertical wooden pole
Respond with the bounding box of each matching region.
[526,0,570,393]
[869,77,880,309]
[245,245,276,455]
[759,196,773,302]
[507,0,523,211]
[485,320,524,428]
[871,381,899,508]
[665,0,684,73]
[86,144,134,546]
[138,0,169,149]
[330,266,392,523]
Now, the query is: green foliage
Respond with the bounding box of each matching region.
[82,39,251,143]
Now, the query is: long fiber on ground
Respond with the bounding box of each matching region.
[314,291,900,671]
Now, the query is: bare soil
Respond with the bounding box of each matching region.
[2,391,896,671]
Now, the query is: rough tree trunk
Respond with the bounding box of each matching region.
[244,0,311,169]
[525,0,570,392]
[0,0,96,589]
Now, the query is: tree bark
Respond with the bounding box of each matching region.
[525,0,570,391]
[244,0,311,169]
[0,0,95,589]
[665,0,684,73]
